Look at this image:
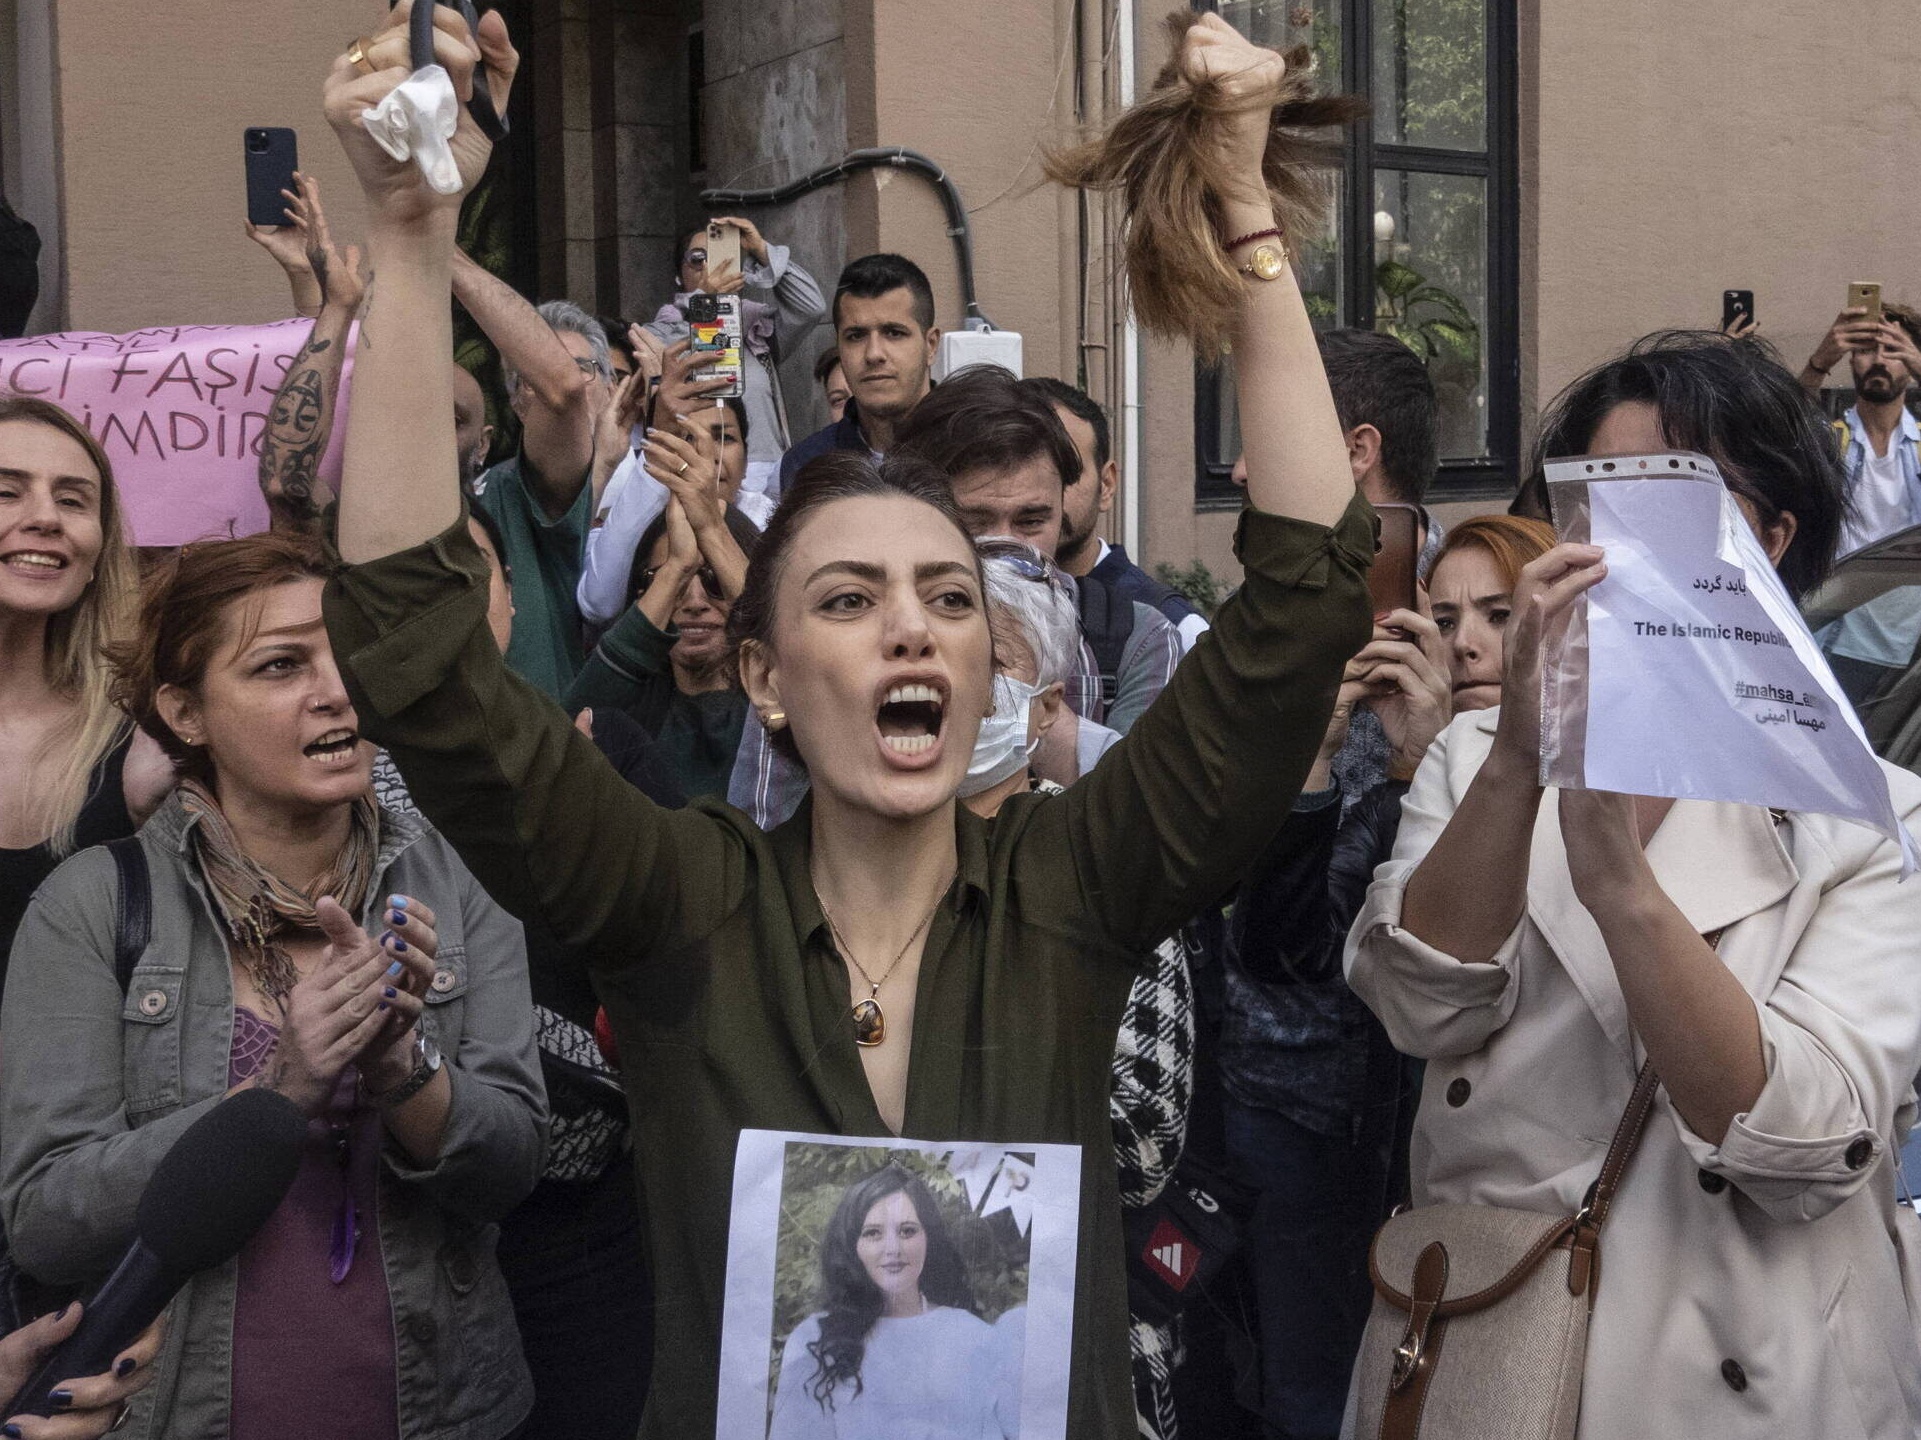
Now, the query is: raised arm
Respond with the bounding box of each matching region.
[452,248,597,515]
[1017,17,1372,951]
[1185,17,1354,529]
[257,174,364,534]
[321,3,745,964]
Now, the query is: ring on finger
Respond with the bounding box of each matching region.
[347,35,376,74]
[677,460,690,476]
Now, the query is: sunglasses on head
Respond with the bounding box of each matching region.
[640,563,722,598]
[977,539,1066,591]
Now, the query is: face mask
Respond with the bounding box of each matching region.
[959,675,1043,798]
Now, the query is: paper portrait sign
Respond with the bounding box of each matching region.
[0,319,355,545]
[716,1129,1083,1440]
[1541,451,1917,872]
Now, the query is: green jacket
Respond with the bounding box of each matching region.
[323,494,1374,1439]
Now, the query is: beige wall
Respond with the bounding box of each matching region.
[1530,0,1921,430]
[47,0,376,332]
[851,0,1077,386]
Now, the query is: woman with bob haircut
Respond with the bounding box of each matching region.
[1345,331,1921,1437]
[768,1164,995,1439]
[0,395,171,988]
[0,530,547,1439]
[318,9,1369,1435]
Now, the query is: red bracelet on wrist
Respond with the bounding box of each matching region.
[1223,226,1286,253]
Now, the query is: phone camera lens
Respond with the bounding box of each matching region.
[247,132,269,154]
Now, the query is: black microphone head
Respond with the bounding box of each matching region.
[135,1088,309,1281]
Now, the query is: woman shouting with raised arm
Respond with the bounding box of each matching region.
[319,7,1369,1435]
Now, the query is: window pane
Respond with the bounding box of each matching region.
[1373,169,1487,458]
[1218,0,1340,84]
[1372,0,1486,151]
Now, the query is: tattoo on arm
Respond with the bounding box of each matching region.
[260,332,345,533]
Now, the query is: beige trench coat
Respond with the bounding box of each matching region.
[1345,709,1921,1439]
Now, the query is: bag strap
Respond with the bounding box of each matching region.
[107,836,153,994]
[1568,927,1724,1295]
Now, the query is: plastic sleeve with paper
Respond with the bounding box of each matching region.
[1343,717,1527,1059]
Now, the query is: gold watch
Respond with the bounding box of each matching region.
[1236,243,1290,282]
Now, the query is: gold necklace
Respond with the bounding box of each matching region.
[815,877,952,1048]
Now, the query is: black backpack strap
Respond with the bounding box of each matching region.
[1075,573,1131,708]
[106,836,152,994]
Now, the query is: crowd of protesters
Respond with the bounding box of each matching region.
[0,7,1919,1440]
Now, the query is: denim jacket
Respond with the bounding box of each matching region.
[0,794,547,1440]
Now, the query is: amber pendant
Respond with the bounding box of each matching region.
[852,996,886,1047]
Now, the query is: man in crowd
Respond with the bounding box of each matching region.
[1802,298,1921,701]
[1024,376,1206,651]
[895,365,1182,737]
[779,253,940,485]
[1218,324,1443,1440]
[646,216,825,497]
[815,345,851,423]
[458,251,614,700]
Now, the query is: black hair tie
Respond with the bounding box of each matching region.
[405,0,509,143]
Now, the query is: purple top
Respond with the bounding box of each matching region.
[227,1008,399,1440]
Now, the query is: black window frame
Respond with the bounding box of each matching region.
[1194,0,1520,507]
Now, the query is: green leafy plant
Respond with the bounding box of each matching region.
[1154,560,1226,618]
[1374,258,1480,372]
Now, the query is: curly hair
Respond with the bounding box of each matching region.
[1043,11,1365,356]
[804,1165,976,1411]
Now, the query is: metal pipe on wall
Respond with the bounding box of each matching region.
[1115,0,1142,559]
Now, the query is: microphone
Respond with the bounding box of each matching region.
[4,1087,308,1418]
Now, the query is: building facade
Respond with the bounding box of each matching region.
[3,0,1917,578]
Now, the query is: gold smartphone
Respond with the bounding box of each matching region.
[1848,281,1883,321]
[705,221,742,283]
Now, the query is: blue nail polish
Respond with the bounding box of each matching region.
[389,895,407,910]
[387,961,404,977]
[390,910,405,928]
[116,1357,137,1379]
[393,939,407,953]
[378,1001,390,1011]
[384,987,397,1000]
[49,1389,72,1409]
[5,1422,24,1437]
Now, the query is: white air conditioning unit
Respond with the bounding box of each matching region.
[933,327,1023,382]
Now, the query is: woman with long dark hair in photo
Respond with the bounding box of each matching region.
[318,8,1368,1435]
[0,396,171,990]
[0,532,546,1439]
[769,1165,994,1439]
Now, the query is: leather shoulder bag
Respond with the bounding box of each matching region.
[1346,1057,1663,1440]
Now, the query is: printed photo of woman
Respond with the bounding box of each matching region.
[768,1163,1016,1439]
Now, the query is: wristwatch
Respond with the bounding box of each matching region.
[367,1029,442,1108]
[1236,243,1290,282]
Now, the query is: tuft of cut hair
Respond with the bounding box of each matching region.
[1043,11,1366,357]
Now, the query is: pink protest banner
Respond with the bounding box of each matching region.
[0,318,354,545]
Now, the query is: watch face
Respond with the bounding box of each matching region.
[1251,245,1287,281]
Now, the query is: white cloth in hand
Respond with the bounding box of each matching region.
[360,65,462,196]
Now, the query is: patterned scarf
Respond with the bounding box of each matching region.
[178,779,380,1011]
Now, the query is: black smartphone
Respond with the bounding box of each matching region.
[243,128,299,228]
[1721,289,1755,332]
[1368,503,1421,620]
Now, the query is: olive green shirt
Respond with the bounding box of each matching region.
[322,493,1373,1440]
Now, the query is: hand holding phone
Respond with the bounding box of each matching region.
[1720,290,1755,336]
[243,128,299,228]
[1848,281,1884,323]
[1367,504,1422,622]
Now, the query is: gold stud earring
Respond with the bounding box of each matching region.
[763,708,787,732]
